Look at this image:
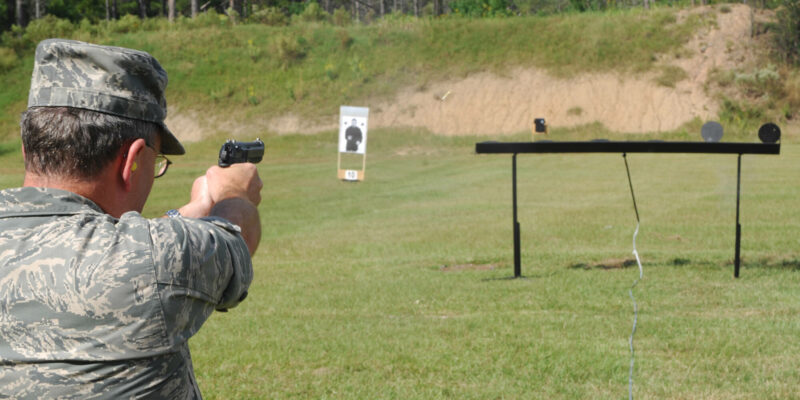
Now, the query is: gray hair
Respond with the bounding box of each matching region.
[21,107,158,180]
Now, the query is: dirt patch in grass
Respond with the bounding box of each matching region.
[571,257,638,270]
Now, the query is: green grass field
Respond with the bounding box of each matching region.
[2,129,799,398]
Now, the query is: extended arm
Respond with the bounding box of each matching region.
[175,163,263,255]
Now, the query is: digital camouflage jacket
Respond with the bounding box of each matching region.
[0,187,253,399]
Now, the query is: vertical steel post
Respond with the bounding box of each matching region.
[513,153,521,278]
[734,154,742,278]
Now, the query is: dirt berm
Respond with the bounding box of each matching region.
[167,5,770,139]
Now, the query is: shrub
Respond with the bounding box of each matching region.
[292,1,328,23]
[140,16,171,32]
[246,38,263,62]
[0,47,18,72]
[0,15,75,53]
[271,34,308,68]
[364,9,377,23]
[77,18,100,37]
[247,85,260,105]
[337,28,353,49]
[782,69,800,118]
[774,0,800,64]
[567,106,583,116]
[421,2,435,16]
[209,85,234,103]
[226,7,240,24]
[22,15,75,47]
[249,6,288,26]
[450,0,512,17]
[1,25,27,54]
[718,97,766,138]
[734,65,783,98]
[655,65,688,88]
[332,7,352,26]
[324,62,338,80]
[110,14,143,33]
[178,9,230,29]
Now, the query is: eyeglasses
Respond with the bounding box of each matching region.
[139,142,172,178]
[154,154,172,178]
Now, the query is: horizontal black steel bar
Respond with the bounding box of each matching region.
[475,141,780,155]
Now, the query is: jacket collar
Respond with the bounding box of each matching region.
[0,187,105,217]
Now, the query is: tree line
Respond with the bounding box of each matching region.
[2,0,797,65]
[3,0,762,33]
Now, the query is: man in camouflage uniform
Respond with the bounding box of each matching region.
[0,39,262,398]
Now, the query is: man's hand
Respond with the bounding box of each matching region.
[174,163,262,255]
[206,163,263,255]
[177,176,214,218]
[206,163,263,206]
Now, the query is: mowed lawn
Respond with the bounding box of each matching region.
[2,130,799,399]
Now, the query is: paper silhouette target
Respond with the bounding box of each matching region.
[339,113,368,154]
[337,106,369,182]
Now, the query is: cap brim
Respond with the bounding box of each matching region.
[159,123,185,155]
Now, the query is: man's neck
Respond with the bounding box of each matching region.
[23,172,123,217]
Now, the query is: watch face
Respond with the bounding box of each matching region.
[166,209,181,218]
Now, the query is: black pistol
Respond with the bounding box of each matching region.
[218,139,265,167]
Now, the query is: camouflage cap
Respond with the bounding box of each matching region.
[28,38,185,155]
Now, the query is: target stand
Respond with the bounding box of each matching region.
[476,132,781,278]
[337,159,366,181]
[337,106,369,182]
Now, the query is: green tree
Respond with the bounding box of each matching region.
[46,0,106,22]
[0,0,10,31]
[450,0,510,17]
[776,0,800,64]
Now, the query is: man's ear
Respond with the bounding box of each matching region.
[121,139,147,191]
[20,145,28,174]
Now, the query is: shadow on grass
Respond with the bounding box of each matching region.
[735,257,800,272]
[458,256,800,277]
[482,275,533,281]
[567,256,800,272]
[479,268,561,281]
[569,257,638,271]
[442,255,794,280]
[436,261,552,280]
[569,257,699,271]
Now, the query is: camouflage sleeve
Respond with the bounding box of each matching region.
[142,215,253,343]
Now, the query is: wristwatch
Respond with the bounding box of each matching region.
[165,209,181,218]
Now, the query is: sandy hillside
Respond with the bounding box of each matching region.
[167,5,766,140]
